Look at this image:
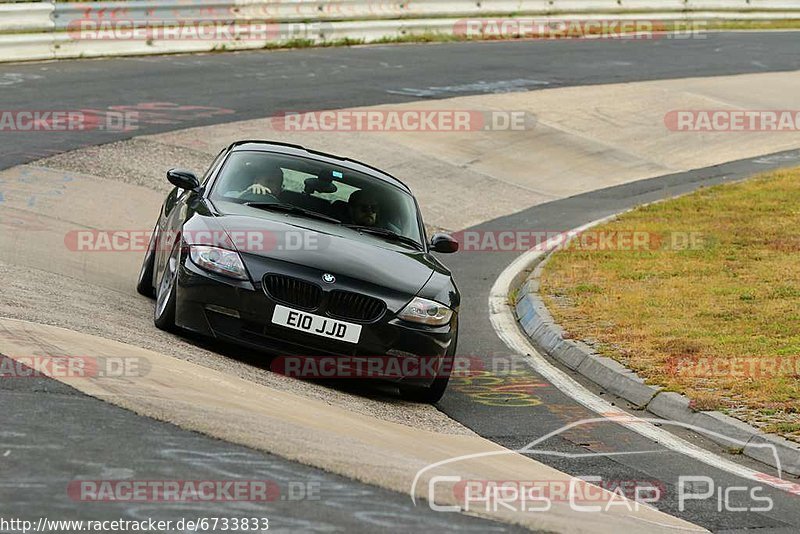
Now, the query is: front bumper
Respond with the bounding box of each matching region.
[174,257,456,385]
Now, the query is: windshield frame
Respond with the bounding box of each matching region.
[205,148,428,250]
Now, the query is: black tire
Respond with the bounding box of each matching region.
[399,335,457,404]
[136,225,158,298]
[399,374,451,404]
[154,241,180,332]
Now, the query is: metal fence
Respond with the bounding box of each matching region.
[2,0,800,63]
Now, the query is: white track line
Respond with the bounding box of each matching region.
[489,217,800,496]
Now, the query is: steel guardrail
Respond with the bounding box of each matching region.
[1,0,800,62]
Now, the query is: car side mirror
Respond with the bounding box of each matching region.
[167,169,201,192]
[430,233,459,253]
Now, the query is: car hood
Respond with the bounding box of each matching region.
[189,205,438,295]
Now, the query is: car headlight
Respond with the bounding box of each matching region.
[189,245,249,280]
[398,296,453,326]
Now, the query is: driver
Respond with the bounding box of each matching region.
[231,166,284,199]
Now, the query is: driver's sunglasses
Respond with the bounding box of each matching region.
[356,204,378,213]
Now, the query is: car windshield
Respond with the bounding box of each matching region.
[210,150,424,246]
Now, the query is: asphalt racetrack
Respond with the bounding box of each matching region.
[2,33,800,532]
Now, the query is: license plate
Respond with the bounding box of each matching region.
[271,304,362,344]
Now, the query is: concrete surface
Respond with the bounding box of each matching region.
[0,317,703,533]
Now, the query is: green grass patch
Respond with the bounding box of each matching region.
[541,167,800,426]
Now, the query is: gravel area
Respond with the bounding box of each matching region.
[0,260,473,436]
[38,139,216,193]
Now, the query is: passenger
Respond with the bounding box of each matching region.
[348,189,403,234]
[347,189,379,227]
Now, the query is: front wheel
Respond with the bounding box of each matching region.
[154,241,180,332]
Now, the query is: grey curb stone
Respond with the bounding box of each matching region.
[576,354,660,409]
[551,339,589,371]
[745,434,800,476]
[646,391,692,421]
[514,250,800,477]
[648,394,759,447]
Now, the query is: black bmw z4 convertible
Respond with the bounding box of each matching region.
[136,140,460,402]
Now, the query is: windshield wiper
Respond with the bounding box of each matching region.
[246,202,341,224]
[344,224,423,251]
